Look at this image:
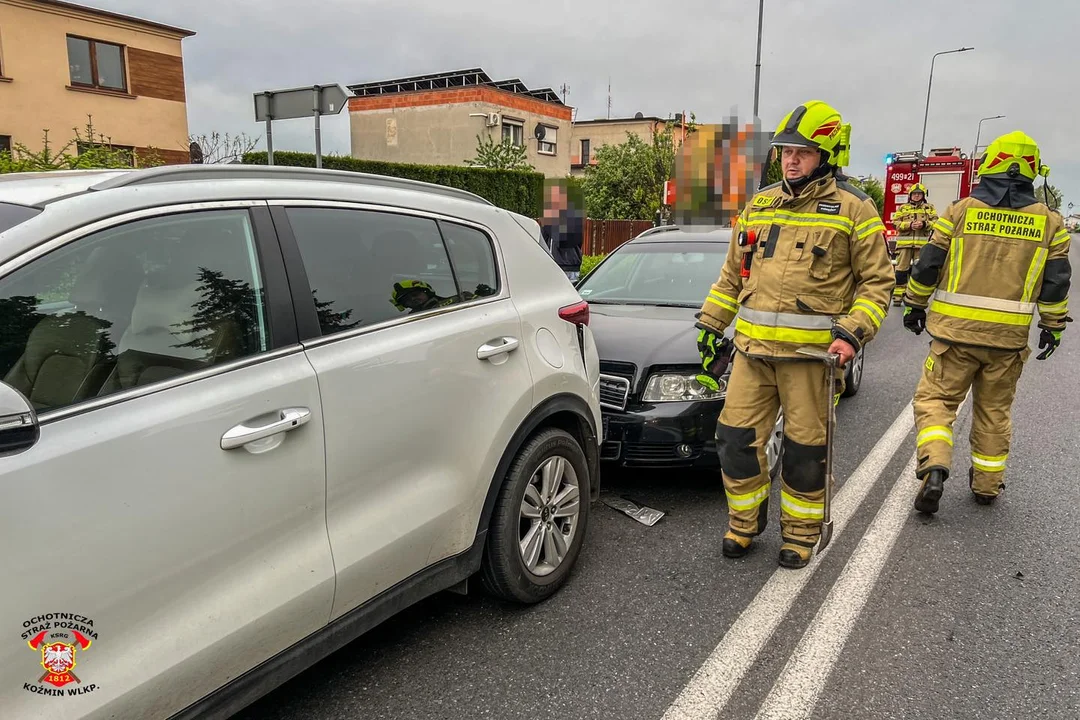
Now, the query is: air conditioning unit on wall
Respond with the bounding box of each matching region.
[486,113,501,127]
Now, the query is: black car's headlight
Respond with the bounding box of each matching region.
[642,372,726,402]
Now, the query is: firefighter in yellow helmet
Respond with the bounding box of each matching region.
[695,101,894,569]
[890,182,938,306]
[903,131,1070,512]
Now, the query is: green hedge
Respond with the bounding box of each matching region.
[579,254,605,276]
[242,151,544,217]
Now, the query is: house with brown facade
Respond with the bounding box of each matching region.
[347,68,573,178]
[0,0,194,165]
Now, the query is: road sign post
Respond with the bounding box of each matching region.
[254,84,347,167]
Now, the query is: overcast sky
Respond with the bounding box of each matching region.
[93,0,1078,210]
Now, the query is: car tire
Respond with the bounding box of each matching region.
[481,428,590,604]
[842,347,864,398]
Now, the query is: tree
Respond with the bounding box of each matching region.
[1035,183,1063,210]
[582,116,695,221]
[188,132,259,164]
[465,133,532,171]
[845,175,885,214]
[0,116,163,172]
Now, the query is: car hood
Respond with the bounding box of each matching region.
[588,304,700,374]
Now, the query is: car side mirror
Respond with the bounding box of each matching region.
[0,381,39,457]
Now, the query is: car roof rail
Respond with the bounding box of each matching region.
[635,225,681,238]
[86,164,495,206]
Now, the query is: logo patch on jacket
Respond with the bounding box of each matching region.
[816,201,842,215]
[753,195,779,208]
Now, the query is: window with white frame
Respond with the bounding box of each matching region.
[538,125,557,155]
[501,118,524,147]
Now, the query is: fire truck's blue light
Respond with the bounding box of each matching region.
[885,154,894,164]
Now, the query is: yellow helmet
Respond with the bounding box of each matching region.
[978,131,1049,181]
[909,183,928,196]
[391,279,435,310]
[772,101,851,168]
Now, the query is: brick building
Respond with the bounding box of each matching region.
[347,69,573,177]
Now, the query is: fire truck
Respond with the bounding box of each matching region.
[882,147,980,254]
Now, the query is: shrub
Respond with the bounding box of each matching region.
[242,151,544,217]
[579,254,605,276]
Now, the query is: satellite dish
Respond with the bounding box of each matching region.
[534,124,547,141]
[634,112,644,119]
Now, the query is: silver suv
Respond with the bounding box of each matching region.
[0,166,602,719]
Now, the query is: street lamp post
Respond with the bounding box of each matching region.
[973,114,1005,160]
[970,114,1005,193]
[753,0,764,120]
[920,46,974,155]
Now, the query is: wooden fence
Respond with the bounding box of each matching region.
[582,219,654,255]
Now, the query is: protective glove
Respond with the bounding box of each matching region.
[903,305,926,335]
[696,323,733,391]
[1036,328,1062,360]
[474,283,495,297]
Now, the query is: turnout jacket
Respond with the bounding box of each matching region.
[891,200,938,249]
[904,196,1071,350]
[698,173,895,359]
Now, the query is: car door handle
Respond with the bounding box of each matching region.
[477,337,520,360]
[221,407,312,450]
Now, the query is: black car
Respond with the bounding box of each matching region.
[576,225,864,470]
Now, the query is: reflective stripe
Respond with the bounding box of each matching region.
[780,491,824,520]
[746,209,855,233]
[895,238,928,247]
[1038,298,1069,315]
[1022,247,1048,303]
[917,426,953,447]
[726,485,770,511]
[738,307,835,330]
[855,217,886,239]
[947,237,964,292]
[933,290,1035,315]
[972,452,1007,473]
[930,300,1033,326]
[907,276,936,296]
[851,299,885,328]
[735,318,834,344]
[1052,229,1070,246]
[707,290,739,313]
[932,217,955,236]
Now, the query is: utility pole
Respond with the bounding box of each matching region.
[753,0,764,120]
[607,77,612,120]
[920,46,974,155]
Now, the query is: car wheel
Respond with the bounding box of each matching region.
[766,408,784,480]
[481,428,590,604]
[842,347,864,398]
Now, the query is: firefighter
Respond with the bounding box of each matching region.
[695,101,894,569]
[903,131,1070,512]
[890,183,937,306]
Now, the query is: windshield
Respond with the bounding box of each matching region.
[577,241,728,307]
[0,202,42,234]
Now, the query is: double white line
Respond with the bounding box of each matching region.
[663,399,961,720]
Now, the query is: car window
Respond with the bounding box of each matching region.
[284,207,469,336]
[0,209,269,413]
[439,221,499,298]
[577,243,728,306]
[0,202,43,234]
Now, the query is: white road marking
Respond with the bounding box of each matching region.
[661,403,915,720]
[752,393,970,720]
[752,452,919,719]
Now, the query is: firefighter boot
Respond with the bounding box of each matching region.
[969,467,1001,506]
[722,530,753,558]
[778,542,813,569]
[914,469,947,514]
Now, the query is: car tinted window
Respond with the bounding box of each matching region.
[440,221,499,298]
[0,209,269,413]
[0,202,43,234]
[576,242,728,306]
[285,207,468,336]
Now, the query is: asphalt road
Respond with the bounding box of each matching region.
[236,244,1080,720]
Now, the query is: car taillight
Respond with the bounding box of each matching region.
[559,300,590,326]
